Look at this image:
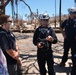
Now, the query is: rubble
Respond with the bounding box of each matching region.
[14,32,72,75]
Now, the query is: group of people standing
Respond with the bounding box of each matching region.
[0,7,76,75]
[33,7,76,75]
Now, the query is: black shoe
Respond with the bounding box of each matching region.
[59,63,65,67]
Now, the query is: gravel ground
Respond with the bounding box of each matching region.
[13,32,72,75]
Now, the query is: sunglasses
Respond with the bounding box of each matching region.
[6,20,12,23]
[40,19,49,21]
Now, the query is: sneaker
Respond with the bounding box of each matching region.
[59,63,65,67]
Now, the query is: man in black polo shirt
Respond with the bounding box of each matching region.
[59,7,76,67]
[0,15,22,75]
[59,7,76,75]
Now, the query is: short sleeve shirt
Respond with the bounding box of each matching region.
[60,18,76,40]
[0,28,17,64]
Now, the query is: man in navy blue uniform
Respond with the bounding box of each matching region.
[33,13,57,75]
[59,7,76,75]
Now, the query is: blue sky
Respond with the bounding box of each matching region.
[6,0,75,20]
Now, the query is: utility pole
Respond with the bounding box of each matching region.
[11,0,14,20]
[59,0,61,26]
[55,0,56,28]
[74,0,76,7]
[15,0,18,20]
[37,9,38,16]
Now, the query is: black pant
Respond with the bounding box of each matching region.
[61,39,76,63]
[37,49,54,75]
[70,40,76,75]
[61,39,76,75]
[61,39,71,63]
[71,54,76,75]
[7,64,17,75]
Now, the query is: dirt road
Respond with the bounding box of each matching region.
[14,32,72,75]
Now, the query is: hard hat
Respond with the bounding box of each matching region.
[68,7,76,14]
[39,12,50,20]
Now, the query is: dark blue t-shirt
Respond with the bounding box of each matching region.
[0,27,17,64]
[60,18,76,40]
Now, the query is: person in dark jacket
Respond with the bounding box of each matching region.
[0,14,22,75]
[59,7,76,75]
[59,7,76,67]
[33,12,57,75]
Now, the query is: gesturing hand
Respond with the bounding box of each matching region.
[37,42,43,48]
[46,36,54,42]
